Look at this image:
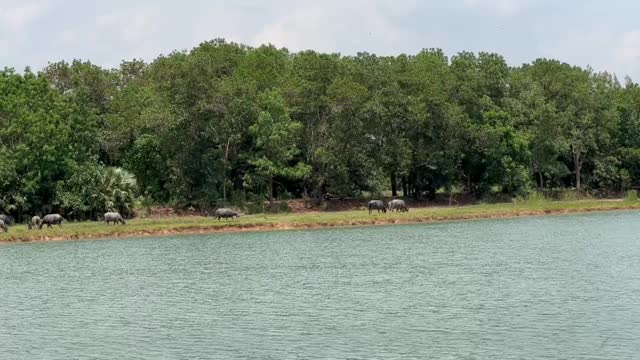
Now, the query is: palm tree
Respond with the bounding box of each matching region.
[100,167,137,215]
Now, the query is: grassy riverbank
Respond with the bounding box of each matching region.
[1,199,639,243]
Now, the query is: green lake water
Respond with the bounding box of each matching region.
[1,212,639,359]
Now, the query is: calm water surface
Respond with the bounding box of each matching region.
[1,212,640,359]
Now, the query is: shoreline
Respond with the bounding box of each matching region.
[1,200,639,244]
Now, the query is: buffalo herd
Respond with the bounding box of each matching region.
[0,207,243,233]
[22,212,128,232]
[367,199,409,214]
[0,199,404,233]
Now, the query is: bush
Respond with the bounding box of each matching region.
[625,190,638,203]
[244,202,264,215]
[263,200,291,214]
[134,194,155,218]
[233,192,264,215]
[516,191,549,205]
[481,193,513,204]
[559,190,579,201]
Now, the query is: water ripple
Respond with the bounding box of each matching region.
[1,212,640,358]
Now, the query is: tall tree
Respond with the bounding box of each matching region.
[245,90,310,202]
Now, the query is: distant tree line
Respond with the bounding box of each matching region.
[1,38,639,219]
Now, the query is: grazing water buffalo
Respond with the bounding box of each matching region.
[214,208,240,221]
[0,219,7,232]
[28,216,41,230]
[388,199,409,213]
[368,200,387,214]
[0,214,13,225]
[104,212,126,225]
[39,214,64,229]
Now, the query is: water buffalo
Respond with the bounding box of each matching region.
[368,200,387,214]
[104,212,126,225]
[388,199,409,213]
[28,216,41,230]
[0,219,7,232]
[39,214,64,229]
[214,208,240,221]
[0,214,13,225]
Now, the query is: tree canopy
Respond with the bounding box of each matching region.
[0,39,638,219]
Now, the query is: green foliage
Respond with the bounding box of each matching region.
[517,191,549,206]
[100,167,138,216]
[1,41,639,220]
[619,148,640,187]
[55,162,103,219]
[245,90,311,200]
[559,190,581,202]
[125,134,166,200]
[625,190,638,203]
[55,165,138,219]
[263,200,292,214]
[592,156,629,193]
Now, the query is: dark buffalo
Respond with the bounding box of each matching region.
[0,214,13,226]
[28,216,41,230]
[214,208,240,221]
[368,200,387,214]
[388,199,408,213]
[39,214,65,229]
[104,212,126,225]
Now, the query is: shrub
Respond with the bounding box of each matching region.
[559,190,579,201]
[516,191,549,205]
[263,200,291,214]
[625,190,638,203]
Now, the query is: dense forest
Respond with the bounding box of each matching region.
[1,39,640,220]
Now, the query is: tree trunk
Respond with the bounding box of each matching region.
[538,169,544,190]
[391,173,397,197]
[574,153,582,193]
[222,174,227,205]
[402,177,408,197]
[413,177,418,198]
[270,176,275,203]
[410,174,418,199]
[223,140,231,204]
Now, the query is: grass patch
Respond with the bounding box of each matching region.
[1,198,638,244]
